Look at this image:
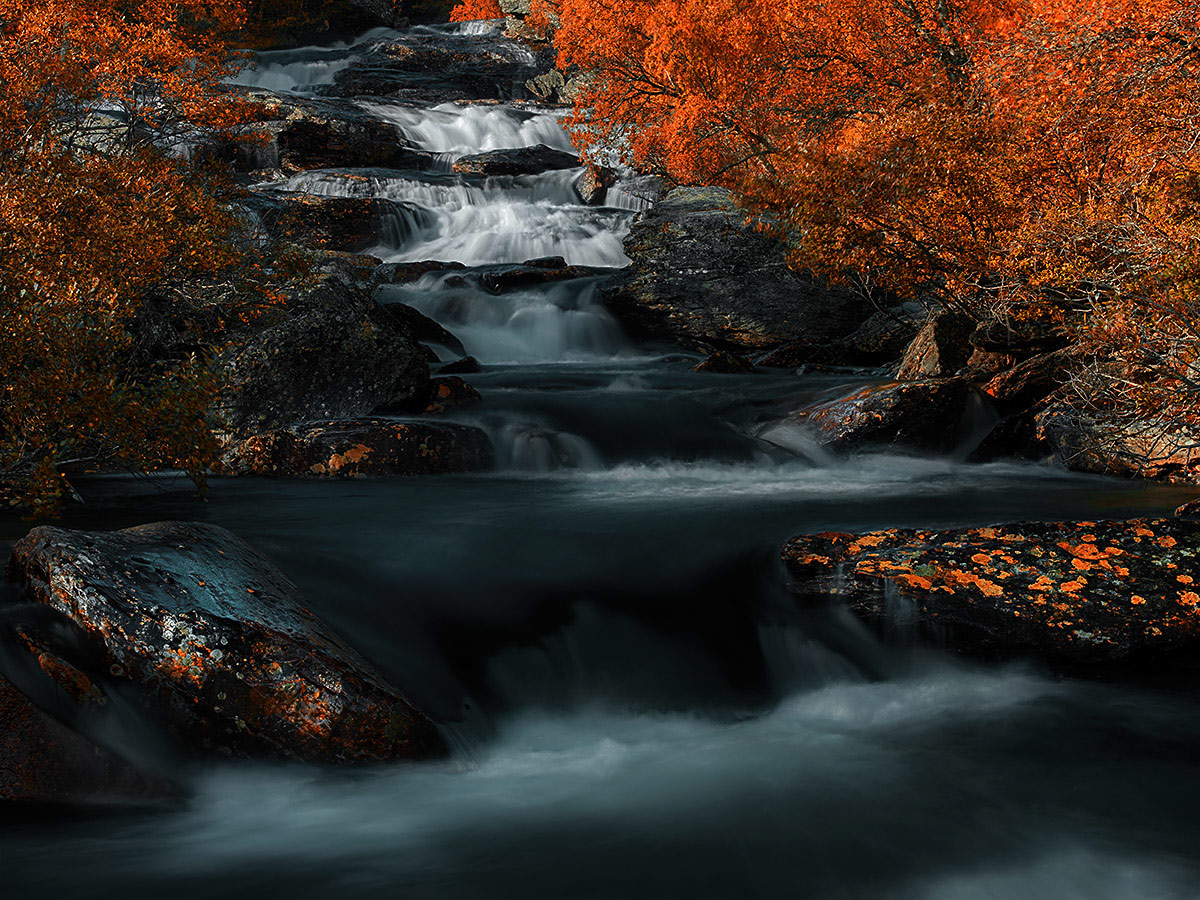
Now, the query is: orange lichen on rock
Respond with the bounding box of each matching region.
[782,517,1200,667]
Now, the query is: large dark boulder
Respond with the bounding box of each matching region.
[452,144,579,176]
[222,418,494,477]
[0,672,172,805]
[604,187,872,353]
[896,308,976,379]
[1035,407,1200,484]
[6,523,446,763]
[217,277,430,435]
[251,191,427,254]
[210,92,432,174]
[329,27,547,103]
[795,378,976,454]
[783,519,1200,669]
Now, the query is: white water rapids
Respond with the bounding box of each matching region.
[4,19,1197,900]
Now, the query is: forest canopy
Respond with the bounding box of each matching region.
[550,0,1200,435]
[0,0,278,512]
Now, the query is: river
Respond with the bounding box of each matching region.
[1,20,1198,900]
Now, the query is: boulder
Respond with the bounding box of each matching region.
[783,518,1200,669]
[217,277,430,435]
[380,302,468,356]
[896,308,976,379]
[222,418,494,477]
[213,92,432,174]
[1035,408,1200,484]
[577,164,617,206]
[252,191,419,254]
[523,67,590,103]
[0,672,172,805]
[422,377,483,414]
[375,260,468,284]
[694,350,756,374]
[328,27,547,103]
[452,144,580,176]
[840,303,930,362]
[982,350,1073,414]
[795,378,975,454]
[755,304,928,369]
[6,523,446,762]
[439,356,483,375]
[604,187,872,354]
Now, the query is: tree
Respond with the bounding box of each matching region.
[0,0,274,513]
[450,0,503,20]
[552,0,1200,432]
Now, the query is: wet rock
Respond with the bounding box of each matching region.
[1035,408,1200,484]
[969,410,1048,462]
[577,164,617,206]
[380,302,467,356]
[840,303,929,363]
[896,308,976,379]
[6,523,446,763]
[783,518,1200,669]
[694,350,756,374]
[217,277,429,434]
[0,673,172,805]
[1175,497,1200,518]
[795,378,975,454]
[604,187,872,354]
[982,351,1073,415]
[452,144,579,176]
[439,356,483,375]
[214,92,433,174]
[374,260,468,284]
[223,418,495,477]
[422,377,483,414]
[251,191,412,254]
[329,28,546,103]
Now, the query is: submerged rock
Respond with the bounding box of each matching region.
[795,379,975,454]
[6,523,446,763]
[0,672,172,805]
[452,144,579,176]
[783,519,1200,668]
[604,187,871,354]
[223,418,494,477]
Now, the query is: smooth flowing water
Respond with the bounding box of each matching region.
[3,21,1199,900]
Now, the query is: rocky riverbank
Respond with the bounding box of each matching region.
[3,12,1198,822]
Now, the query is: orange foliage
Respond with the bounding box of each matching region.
[450,0,503,21]
[0,0,272,512]
[554,0,1200,423]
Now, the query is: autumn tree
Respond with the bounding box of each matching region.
[449,0,503,21]
[0,0,275,512]
[553,0,1200,442]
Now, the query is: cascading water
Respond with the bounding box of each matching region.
[2,18,1198,900]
